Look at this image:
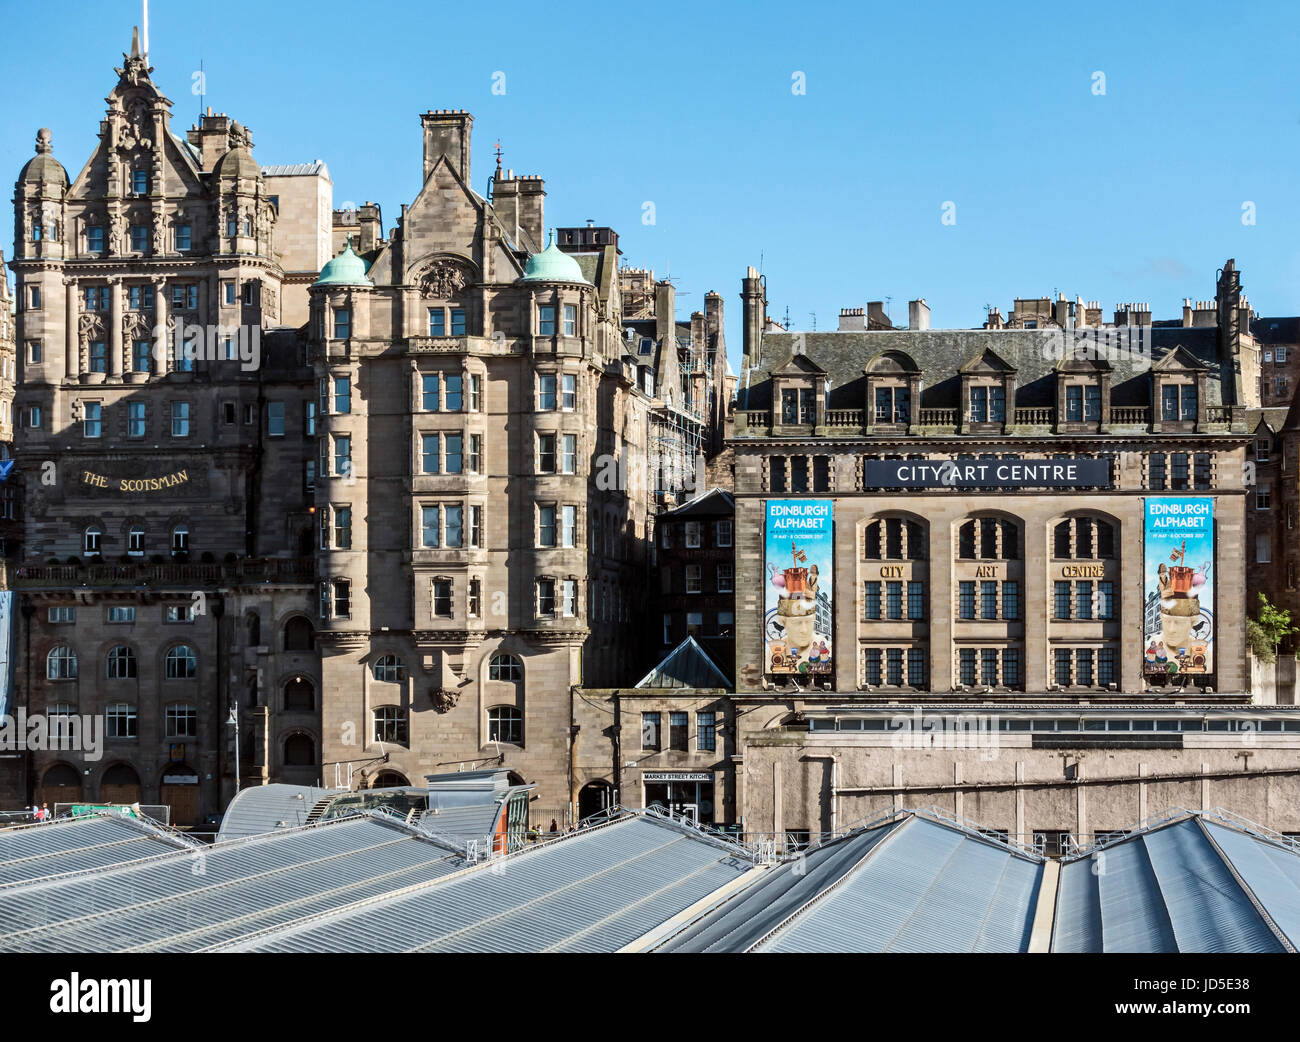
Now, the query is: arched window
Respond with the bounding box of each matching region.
[370,770,410,789]
[128,526,145,555]
[284,677,314,710]
[864,517,926,560]
[372,705,409,743]
[165,644,197,679]
[284,733,315,766]
[488,706,523,745]
[46,646,77,680]
[372,655,407,683]
[84,526,102,556]
[246,612,261,647]
[106,645,137,679]
[283,615,315,651]
[1054,517,1115,560]
[958,518,1020,561]
[171,525,189,555]
[488,653,522,682]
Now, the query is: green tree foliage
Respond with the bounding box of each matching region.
[1247,593,1299,663]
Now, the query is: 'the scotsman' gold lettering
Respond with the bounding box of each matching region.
[81,469,191,492]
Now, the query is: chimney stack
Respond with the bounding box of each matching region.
[909,299,930,331]
[421,109,473,185]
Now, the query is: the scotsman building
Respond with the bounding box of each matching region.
[3,36,327,818]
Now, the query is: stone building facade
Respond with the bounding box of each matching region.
[5,36,322,822]
[307,110,665,810]
[701,259,1295,840]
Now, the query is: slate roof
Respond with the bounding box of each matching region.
[657,487,733,520]
[741,327,1231,412]
[1252,317,1299,345]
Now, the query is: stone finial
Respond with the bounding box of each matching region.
[35,128,52,155]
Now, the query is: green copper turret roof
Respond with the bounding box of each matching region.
[520,231,589,284]
[314,242,372,287]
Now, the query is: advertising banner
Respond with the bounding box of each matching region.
[765,500,833,676]
[1143,498,1214,678]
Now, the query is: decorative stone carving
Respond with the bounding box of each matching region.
[78,313,104,342]
[431,688,460,713]
[110,213,127,255]
[419,258,474,300]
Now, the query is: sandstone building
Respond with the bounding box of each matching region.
[3,35,324,818]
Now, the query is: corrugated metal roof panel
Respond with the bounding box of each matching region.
[756,817,1042,953]
[656,821,900,952]
[1144,820,1283,953]
[262,161,329,177]
[0,815,189,886]
[222,815,753,953]
[1201,821,1300,949]
[1054,818,1288,952]
[0,816,462,953]
[217,784,340,841]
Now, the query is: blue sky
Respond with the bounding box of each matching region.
[3,0,1298,366]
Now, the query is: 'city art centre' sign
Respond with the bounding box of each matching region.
[864,457,1111,489]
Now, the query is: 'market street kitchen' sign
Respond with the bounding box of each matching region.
[863,457,1111,489]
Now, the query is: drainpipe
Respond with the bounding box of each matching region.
[20,598,34,806]
[611,692,622,806]
[568,684,579,824]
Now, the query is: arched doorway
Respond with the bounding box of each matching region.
[370,770,410,789]
[37,763,82,809]
[99,762,142,805]
[578,780,616,821]
[160,764,200,826]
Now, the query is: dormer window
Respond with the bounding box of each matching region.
[131,169,149,195]
[864,350,921,431]
[87,226,104,252]
[959,347,1016,431]
[1064,384,1102,422]
[969,385,1005,423]
[874,386,910,424]
[1161,384,1197,421]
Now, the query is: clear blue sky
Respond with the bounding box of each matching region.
[4,0,1299,366]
